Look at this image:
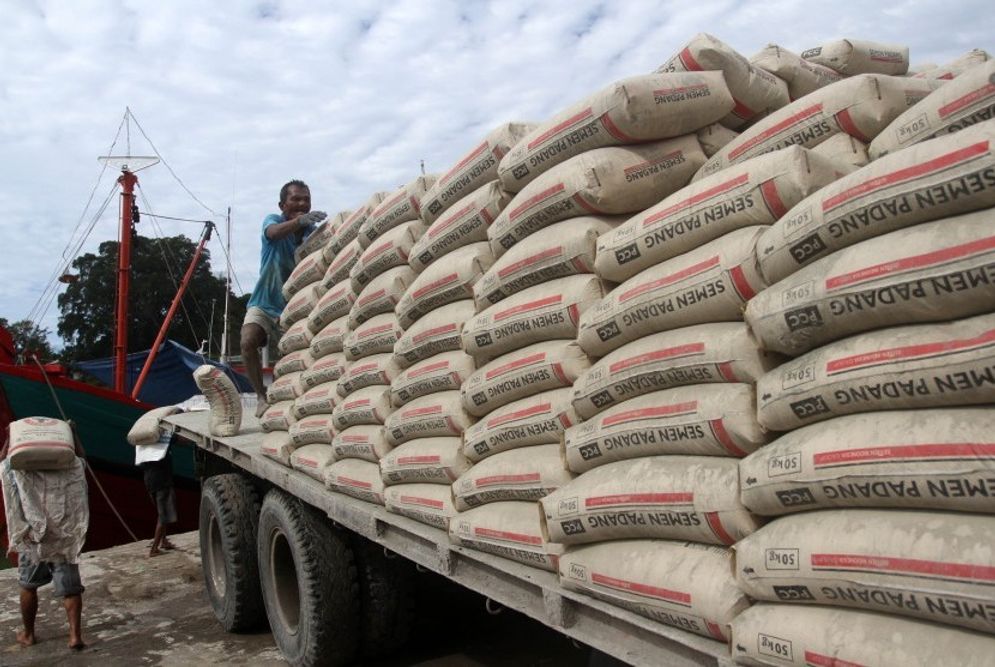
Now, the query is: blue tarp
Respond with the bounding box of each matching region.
[75,340,253,407]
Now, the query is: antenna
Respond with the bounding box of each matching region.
[97,155,159,173]
[420,159,425,175]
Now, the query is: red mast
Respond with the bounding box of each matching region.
[113,168,138,394]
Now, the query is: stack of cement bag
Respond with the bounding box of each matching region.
[729,61,995,664]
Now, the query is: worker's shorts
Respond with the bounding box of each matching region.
[18,556,85,597]
[243,307,282,346]
[151,486,178,525]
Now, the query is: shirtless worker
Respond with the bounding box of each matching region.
[1,424,89,651]
[241,180,326,417]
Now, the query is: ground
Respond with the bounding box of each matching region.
[0,532,591,666]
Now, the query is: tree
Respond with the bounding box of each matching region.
[57,232,247,363]
[0,318,56,361]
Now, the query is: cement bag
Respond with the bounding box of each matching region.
[279,318,313,356]
[359,175,436,247]
[697,123,739,158]
[450,501,564,572]
[409,181,511,272]
[758,123,995,284]
[260,431,296,467]
[384,391,474,445]
[559,540,748,642]
[463,275,608,361]
[453,444,573,510]
[300,353,346,391]
[731,603,995,667]
[127,406,179,446]
[266,371,304,403]
[802,38,909,75]
[750,44,844,100]
[698,75,939,178]
[338,353,401,396]
[913,48,991,81]
[307,281,356,335]
[349,265,417,326]
[328,192,388,254]
[489,136,705,257]
[260,400,297,432]
[290,443,335,482]
[309,316,349,358]
[331,385,392,429]
[422,122,536,223]
[564,385,770,474]
[498,72,733,191]
[193,365,243,437]
[755,312,995,432]
[273,348,313,380]
[579,226,767,358]
[379,437,471,485]
[740,408,995,517]
[746,210,995,356]
[385,483,457,531]
[658,33,788,130]
[475,216,620,309]
[7,418,76,471]
[282,248,328,301]
[809,132,869,169]
[297,209,349,260]
[390,350,476,407]
[571,322,780,420]
[461,339,590,417]
[292,382,339,419]
[734,509,995,634]
[289,415,336,446]
[350,220,423,291]
[331,425,392,463]
[393,300,475,368]
[595,147,840,283]
[322,238,362,287]
[279,283,320,330]
[395,242,494,328]
[871,61,995,158]
[325,458,385,505]
[343,313,404,361]
[463,388,578,463]
[541,455,759,546]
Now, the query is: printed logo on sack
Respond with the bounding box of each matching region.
[773,585,815,601]
[800,47,822,58]
[784,305,824,332]
[614,243,641,265]
[475,332,493,347]
[776,487,817,507]
[561,519,586,536]
[788,233,828,265]
[596,321,621,342]
[500,235,516,249]
[428,200,443,215]
[398,390,410,401]
[471,392,486,406]
[590,391,615,408]
[512,164,530,180]
[418,251,433,266]
[392,428,404,440]
[473,441,490,455]
[789,395,831,420]
[578,443,603,461]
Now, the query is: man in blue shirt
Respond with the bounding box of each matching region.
[241,180,325,416]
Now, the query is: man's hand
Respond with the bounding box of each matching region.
[297,211,327,229]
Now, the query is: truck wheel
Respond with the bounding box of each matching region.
[257,490,360,667]
[353,538,414,658]
[199,473,265,632]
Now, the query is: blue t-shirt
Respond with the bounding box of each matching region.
[247,214,314,318]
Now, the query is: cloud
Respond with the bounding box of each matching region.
[0,0,991,348]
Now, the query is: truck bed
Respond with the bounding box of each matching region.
[166,411,734,667]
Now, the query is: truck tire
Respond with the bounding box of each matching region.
[257,489,360,667]
[352,538,414,658]
[199,473,265,632]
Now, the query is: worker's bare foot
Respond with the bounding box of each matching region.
[148,547,163,558]
[68,638,86,651]
[16,630,36,647]
[161,538,176,550]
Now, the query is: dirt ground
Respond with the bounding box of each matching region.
[0,532,594,666]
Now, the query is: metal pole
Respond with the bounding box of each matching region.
[221,206,232,361]
[113,169,138,394]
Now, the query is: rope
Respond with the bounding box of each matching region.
[30,355,139,543]
[137,211,212,224]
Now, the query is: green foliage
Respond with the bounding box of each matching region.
[57,232,247,362]
[0,318,56,361]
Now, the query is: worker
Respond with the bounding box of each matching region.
[137,429,178,557]
[240,180,326,417]
[0,424,89,651]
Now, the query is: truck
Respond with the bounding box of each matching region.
[165,410,734,667]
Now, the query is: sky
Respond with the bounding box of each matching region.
[1,0,992,349]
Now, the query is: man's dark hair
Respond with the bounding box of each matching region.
[280,179,309,205]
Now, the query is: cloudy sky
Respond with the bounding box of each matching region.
[2,0,992,349]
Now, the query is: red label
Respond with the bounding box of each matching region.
[474,527,542,545]
[486,402,552,427]
[528,108,595,150]
[815,443,995,466]
[440,141,489,185]
[475,472,541,487]
[826,327,995,374]
[498,246,564,278]
[729,103,824,160]
[601,401,698,427]
[642,174,749,227]
[811,553,995,582]
[585,492,693,508]
[590,572,692,605]
[509,183,567,222]
[939,82,995,119]
[485,352,547,380]
[413,272,459,299]
[493,294,562,322]
[620,256,719,302]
